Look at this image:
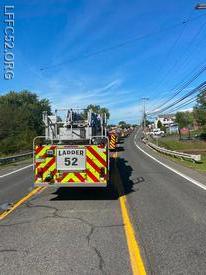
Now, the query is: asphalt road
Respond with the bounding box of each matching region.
[117,130,206,274]
[0,158,132,274]
[0,130,206,274]
[0,163,33,210]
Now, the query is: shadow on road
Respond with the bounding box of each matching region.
[116,146,124,152]
[116,157,135,196]
[51,158,119,201]
[116,154,145,196]
[51,186,119,201]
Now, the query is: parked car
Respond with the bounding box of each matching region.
[150,128,165,137]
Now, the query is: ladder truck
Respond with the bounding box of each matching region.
[108,130,118,150]
[33,108,109,187]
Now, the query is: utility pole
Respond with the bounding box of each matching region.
[141,97,149,132]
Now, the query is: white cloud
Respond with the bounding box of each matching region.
[47,78,123,109]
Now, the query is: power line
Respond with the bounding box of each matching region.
[167,96,197,113]
[40,13,206,71]
[151,56,206,110]
[163,84,206,113]
[169,20,206,77]
[149,63,206,114]
[149,80,206,115]
[141,97,149,130]
[152,57,206,107]
[147,97,196,117]
[150,9,194,94]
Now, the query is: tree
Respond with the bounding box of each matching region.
[118,121,126,126]
[157,120,162,129]
[175,111,194,139]
[0,90,51,155]
[118,121,131,129]
[85,104,110,119]
[193,91,206,129]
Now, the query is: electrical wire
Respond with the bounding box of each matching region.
[150,9,194,94]
[147,93,201,118]
[149,62,206,114]
[166,96,197,113]
[152,56,206,107]
[40,13,206,71]
[149,80,206,115]
[147,14,206,106]
[164,85,206,113]
[169,20,206,78]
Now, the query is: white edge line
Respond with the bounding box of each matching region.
[134,134,206,191]
[0,164,33,178]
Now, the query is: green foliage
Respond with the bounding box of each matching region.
[175,111,194,129]
[0,90,51,155]
[193,91,206,127]
[157,120,162,129]
[118,121,131,129]
[141,119,150,127]
[156,137,206,173]
[161,125,166,132]
[85,104,110,119]
[194,108,206,127]
[118,121,126,125]
[197,90,206,107]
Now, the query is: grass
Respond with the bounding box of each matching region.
[165,154,206,174]
[150,135,206,174]
[156,135,206,151]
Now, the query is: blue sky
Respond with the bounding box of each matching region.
[1,0,206,123]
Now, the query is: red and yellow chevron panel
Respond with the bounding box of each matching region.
[109,134,117,150]
[34,144,108,186]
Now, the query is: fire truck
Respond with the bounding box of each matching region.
[108,130,118,150]
[33,109,109,187]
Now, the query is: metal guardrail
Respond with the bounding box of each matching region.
[0,152,33,165]
[147,142,201,162]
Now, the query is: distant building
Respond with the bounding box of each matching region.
[168,123,178,134]
[154,114,178,133]
[154,114,176,128]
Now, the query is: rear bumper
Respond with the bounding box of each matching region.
[34,182,107,187]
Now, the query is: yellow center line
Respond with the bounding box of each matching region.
[114,151,147,275]
[0,186,47,221]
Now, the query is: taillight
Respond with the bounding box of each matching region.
[37,167,44,178]
[100,167,105,179]
[45,173,53,182]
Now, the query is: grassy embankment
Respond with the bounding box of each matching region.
[151,135,206,173]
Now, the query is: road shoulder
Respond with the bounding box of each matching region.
[135,134,206,186]
[0,158,32,176]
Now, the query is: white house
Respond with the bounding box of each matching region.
[154,114,176,128]
[154,114,178,133]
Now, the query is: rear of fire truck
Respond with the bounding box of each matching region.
[108,130,118,150]
[33,109,109,187]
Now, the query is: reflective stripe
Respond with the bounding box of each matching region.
[35,144,107,185]
[87,146,107,167]
[87,169,99,182]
